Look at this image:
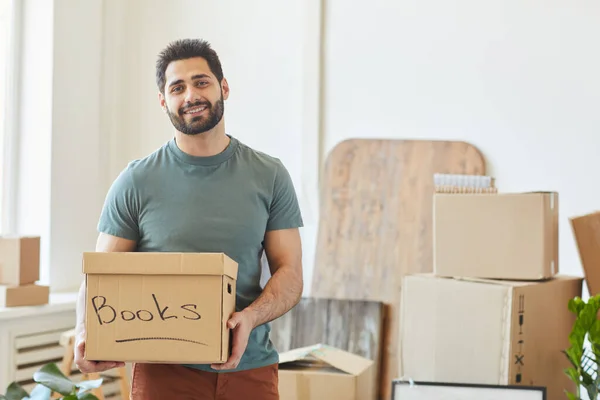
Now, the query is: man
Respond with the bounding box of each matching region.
[74,38,304,400]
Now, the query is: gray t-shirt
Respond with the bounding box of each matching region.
[97,135,303,372]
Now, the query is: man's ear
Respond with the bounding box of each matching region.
[221,78,230,100]
[158,92,167,112]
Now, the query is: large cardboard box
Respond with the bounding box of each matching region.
[0,236,40,285]
[0,283,49,307]
[399,274,582,400]
[570,210,600,296]
[434,192,558,280]
[278,344,376,400]
[83,252,237,364]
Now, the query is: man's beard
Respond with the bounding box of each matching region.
[166,96,224,135]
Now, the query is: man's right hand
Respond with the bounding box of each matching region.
[74,336,125,373]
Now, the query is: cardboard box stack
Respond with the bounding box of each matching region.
[0,235,49,307]
[398,174,582,400]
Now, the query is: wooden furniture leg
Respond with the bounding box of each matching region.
[58,329,130,400]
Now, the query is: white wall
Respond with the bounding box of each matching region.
[16,0,320,293]
[17,0,53,285]
[101,0,319,292]
[15,0,600,296]
[17,0,109,292]
[316,0,600,295]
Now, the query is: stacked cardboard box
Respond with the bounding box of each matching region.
[0,236,49,307]
[398,179,583,400]
[570,210,600,296]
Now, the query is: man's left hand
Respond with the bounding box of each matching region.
[211,309,256,370]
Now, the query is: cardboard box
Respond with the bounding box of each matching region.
[82,252,237,363]
[399,274,582,400]
[570,210,600,296]
[278,344,376,400]
[434,192,558,280]
[0,236,40,285]
[0,283,49,307]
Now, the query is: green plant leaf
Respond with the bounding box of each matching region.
[75,379,103,392]
[4,382,29,400]
[32,363,76,396]
[569,297,585,315]
[565,367,580,384]
[62,395,78,400]
[566,391,580,400]
[27,384,52,400]
[77,393,99,400]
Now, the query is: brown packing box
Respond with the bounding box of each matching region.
[278,344,376,400]
[434,192,558,280]
[0,235,40,286]
[398,274,582,400]
[0,283,49,307]
[82,252,237,364]
[570,210,600,296]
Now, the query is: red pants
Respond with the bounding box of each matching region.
[130,362,279,400]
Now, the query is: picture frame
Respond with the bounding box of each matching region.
[391,379,546,400]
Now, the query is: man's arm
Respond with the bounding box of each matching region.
[211,227,302,370]
[74,233,137,373]
[246,227,303,326]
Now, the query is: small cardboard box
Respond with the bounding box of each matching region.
[399,274,582,400]
[278,344,376,400]
[0,236,40,286]
[570,210,600,296]
[434,192,558,280]
[0,283,49,307]
[83,252,237,363]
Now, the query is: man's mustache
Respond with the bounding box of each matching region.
[179,101,211,115]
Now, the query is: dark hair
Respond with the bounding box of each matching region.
[155,39,224,94]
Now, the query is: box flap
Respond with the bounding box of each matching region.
[411,273,534,287]
[82,252,238,279]
[279,344,373,376]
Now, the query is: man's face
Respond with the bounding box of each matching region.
[160,57,229,135]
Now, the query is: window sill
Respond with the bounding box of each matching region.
[0,291,77,320]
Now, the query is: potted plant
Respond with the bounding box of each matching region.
[0,362,103,400]
[564,294,600,400]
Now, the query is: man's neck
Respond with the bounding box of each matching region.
[174,128,230,157]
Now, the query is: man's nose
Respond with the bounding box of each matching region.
[184,88,198,104]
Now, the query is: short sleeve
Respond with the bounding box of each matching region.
[266,161,304,231]
[97,164,141,241]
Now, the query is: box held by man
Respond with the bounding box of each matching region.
[82,252,237,364]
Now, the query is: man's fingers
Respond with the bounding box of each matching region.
[212,344,243,370]
[77,360,124,374]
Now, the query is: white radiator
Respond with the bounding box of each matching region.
[0,294,124,399]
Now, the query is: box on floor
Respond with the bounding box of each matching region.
[0,235,41,285]
[0,283,49,307]
[277,344,376,400]
[0,235,49,308]
[399,273,582,400]
[570,210,600,296]
[82,252,237,364]
[434,192,558,280]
